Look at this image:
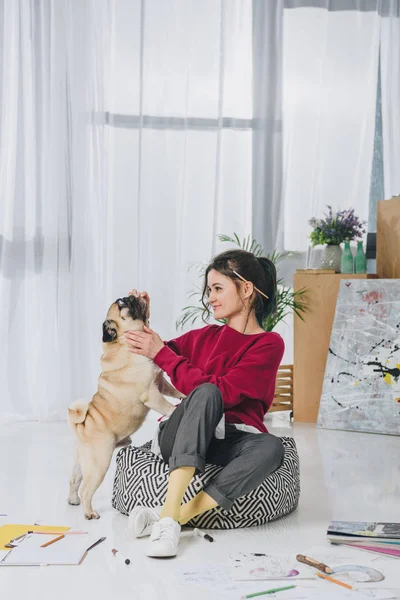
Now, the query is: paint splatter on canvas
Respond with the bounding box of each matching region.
[317,280,400,435]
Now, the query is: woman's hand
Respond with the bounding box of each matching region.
[125,325,164,359]
[128,289,150,320]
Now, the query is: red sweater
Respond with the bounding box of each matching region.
[153,324,284,433]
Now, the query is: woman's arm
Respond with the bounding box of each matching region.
[125,327,194,360]
[125,326,283,408]
[156,336,283,409]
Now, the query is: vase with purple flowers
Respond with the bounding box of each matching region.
[309,206,366,273]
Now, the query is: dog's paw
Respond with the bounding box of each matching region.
[68,495,81,506]
[85,510,100,520]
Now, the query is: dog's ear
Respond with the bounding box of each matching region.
[102,320,117,343]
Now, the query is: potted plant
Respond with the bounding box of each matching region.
[309,206,366,273]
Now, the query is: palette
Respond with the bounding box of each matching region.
[331,565,384,584]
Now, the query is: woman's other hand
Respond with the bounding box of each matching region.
[125,325,164,359]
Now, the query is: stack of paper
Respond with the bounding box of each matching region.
[327,521,400,558]
[0,534,90,566]
[0,524,92,567]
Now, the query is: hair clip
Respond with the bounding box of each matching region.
[232,270,269,300]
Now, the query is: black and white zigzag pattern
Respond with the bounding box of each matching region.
[112,437,300,529]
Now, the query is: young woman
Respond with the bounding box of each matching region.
[124,249,285,558]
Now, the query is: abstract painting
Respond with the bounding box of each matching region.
[317,279,400,435]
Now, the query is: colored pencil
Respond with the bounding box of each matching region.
[316,571,353,590]
[40,534,65,548]
[240,585,296,599]
[78,536,106,564]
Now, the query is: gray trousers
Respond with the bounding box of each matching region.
[158,383,285,511]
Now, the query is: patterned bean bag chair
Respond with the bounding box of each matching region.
[112,436,300,529]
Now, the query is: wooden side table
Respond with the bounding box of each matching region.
[377,196,400,278]
[293,271,376,423]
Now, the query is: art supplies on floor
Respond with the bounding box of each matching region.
[301,544,400,593]
[175,546,398,600]
[230,553,315,581]
[327,521,400,557]
[0,524,71,550]
[0,524,103,567]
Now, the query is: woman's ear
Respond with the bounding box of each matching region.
[243,280,254,299]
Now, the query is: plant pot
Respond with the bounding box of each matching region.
[320,244,342,273]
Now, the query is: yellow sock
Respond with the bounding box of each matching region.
[160,466,195,522]
[179,491,218,525]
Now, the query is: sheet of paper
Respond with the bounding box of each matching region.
[0,524,70,550]
[177,563,290,595]
[0,533,90,566]
[303,545,400,590]
[230,552,315,581]
[299,589,397,600]
[176,560,397,600]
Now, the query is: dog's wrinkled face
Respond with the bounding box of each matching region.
[102,296,147,343]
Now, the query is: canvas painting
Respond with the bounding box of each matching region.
[317,279,400,435]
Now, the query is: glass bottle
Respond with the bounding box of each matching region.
[341,240,353,274]
[354,241,367,274]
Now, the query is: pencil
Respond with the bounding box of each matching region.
[316,571,353,590]
[78,536,106,564]
[40,534,65,548]
[241,585,296,599]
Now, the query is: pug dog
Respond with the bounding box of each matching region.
[67,295,183,519]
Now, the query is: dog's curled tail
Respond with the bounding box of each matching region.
[68,400,90,424]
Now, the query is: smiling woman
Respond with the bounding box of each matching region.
[202,250,277,335]
[124,249,286,559]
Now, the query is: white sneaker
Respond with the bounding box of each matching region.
[146,517,181,558]
[129,506,162,538]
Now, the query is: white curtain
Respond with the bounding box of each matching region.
[380,0,400,199]
[1,0,284,422]
[0,0,111,422]
[282,1,381,252]
[106,0,254,346]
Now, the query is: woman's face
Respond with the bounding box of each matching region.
[206,269,248,320]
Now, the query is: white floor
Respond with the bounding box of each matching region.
[1,413,400,599]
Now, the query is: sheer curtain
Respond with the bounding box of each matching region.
[105,0,254,347]
[0,0,111,422]
[282,1,381,253]
[1,0,283,422]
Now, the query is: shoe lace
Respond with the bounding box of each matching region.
[151,520,177,543]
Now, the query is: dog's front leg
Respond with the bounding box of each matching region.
[160,377,185,400]
[154,371,184,401]
[140,383,175,416]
